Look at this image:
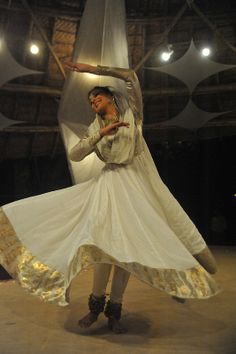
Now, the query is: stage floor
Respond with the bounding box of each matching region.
[0,246,235,354]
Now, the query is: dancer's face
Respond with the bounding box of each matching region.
[89,94,112,115]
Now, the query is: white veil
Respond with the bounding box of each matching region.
[58,0,129,183]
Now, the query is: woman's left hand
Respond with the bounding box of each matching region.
[64,61,96,73]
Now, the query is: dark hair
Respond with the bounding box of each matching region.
[88,86,113,100]
[88,85,129,116]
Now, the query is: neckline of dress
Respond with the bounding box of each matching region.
[103,115,120,125]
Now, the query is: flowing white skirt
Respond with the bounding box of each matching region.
[0,141,220,305]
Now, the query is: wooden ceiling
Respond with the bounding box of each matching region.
[0,0,236,160]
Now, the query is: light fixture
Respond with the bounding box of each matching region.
[160,45,174,62]
[161,52,171,62]
[30,43,39,55]
[201,47,211,57]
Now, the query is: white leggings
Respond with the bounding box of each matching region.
[92,263,130,304]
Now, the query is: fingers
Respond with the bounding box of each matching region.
[63,61,74,68]
[105,122,130,135]
[64,61,77,71]
[64,61,73,66]
[113,122,130,128]
[100,121,130,137]
[64,61,81,72]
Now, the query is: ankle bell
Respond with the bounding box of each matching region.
[88,293,106,315]
[104,300,122,320]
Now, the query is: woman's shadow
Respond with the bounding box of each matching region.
[62,298,226,346]
[63,302,174,345]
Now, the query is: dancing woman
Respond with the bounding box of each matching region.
[0,62,219,334]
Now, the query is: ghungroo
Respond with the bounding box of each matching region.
[104,300,122,320]
[88,294,106,315]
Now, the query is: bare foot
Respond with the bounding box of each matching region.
[108,318,127,334]
[78,312,98,328]
[172,296,186,304]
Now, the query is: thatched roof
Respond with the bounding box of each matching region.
[1,0,236,159]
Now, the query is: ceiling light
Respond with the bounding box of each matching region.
[161,52,171,62]
[160,45,174,62]
[201,47,211,57]
[30,44,39,55]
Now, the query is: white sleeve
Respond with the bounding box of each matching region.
[69,130,101,162]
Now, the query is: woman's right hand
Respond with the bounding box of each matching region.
[99,121,130,137]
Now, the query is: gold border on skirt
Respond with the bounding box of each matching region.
[0,208,221,306]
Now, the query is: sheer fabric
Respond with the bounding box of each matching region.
[58,0,129,183]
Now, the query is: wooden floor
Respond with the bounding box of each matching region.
[0,247,235,354]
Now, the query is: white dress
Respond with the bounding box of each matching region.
[0,66,220,306]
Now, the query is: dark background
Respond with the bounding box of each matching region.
[1,135,235,246]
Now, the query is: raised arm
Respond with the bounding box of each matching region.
[96,66,143,124]
[65,62,143,124]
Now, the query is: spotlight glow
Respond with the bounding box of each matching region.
[160,48,174,62]
[161,52,171,62]
[30,44,39,55]
[201,47,211,57]
[83,73,97,80]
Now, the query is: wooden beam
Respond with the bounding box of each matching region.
[144,82,236,96]
[0,83,61,96]
[20,0,66,79]
[0,3,81,20]
[0,125,60,133]
[1,3,236,24]
[143,119,236,130]
[0,119,236,135]
[51,132,60,159]
[134,2,189,71]
[28,95,43,159]
[190,1,236,54]
[2,81,236,97]
[143,120,236,142]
